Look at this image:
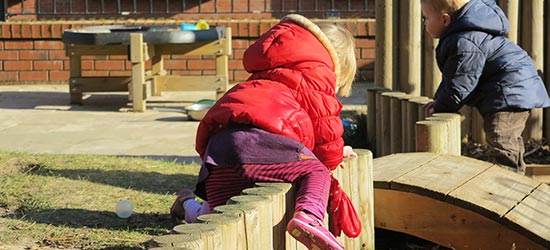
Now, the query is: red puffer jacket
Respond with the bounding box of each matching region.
[195,14,344,170]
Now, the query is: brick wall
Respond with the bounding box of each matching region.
[0,19,375,84]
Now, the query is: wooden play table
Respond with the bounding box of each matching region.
[62,25,231,112]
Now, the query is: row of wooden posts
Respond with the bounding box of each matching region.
[375,0,550,141]
[149,150,375,250]
[367,88,463,158]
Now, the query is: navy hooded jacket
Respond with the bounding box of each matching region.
[433,0,550,116]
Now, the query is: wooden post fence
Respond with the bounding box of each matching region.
[151,150,375,250]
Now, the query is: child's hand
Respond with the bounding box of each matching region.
[424,101,435,117]
[343,145,357,158]
[338,146,357,169]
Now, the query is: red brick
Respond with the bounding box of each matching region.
[356,39,375,48]
[109,55,128,60]
[31,24,42,38]
[171,54,201,60]
[229,59,243,69]
[1,24,11,39]
[231,39,250,49]
[49,71,70,80]
[34,60,64,70]
[232,49,246,60]
[233,70,250,82]
[34,41,64,50]
[0,51,19,60]
[4,61,33,71]
[82,71,109,77]
[41,23,52,38]
[367,20,376,37]
[20,71,49,81]
[4,41,33,50]
[50,23,63,38]
[49,50,67,60]
[110,71,131,77]
[174,70,204,75]
[238,22,249,37]
[259,21,272,34]
[187,60,216,70]
[20,51,48,60]
[361,49,376,59]
[357,21,368,37]
[81,60,94,70]
[21,24,32,38]
[95,60,125,70]
[11,24,22,38]
[0,42,3,50]
[0,72,19,81]
[164,60,187,69]
[248,21,260,37]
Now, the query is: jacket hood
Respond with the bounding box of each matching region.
[441,0,509,38]
[242,14,341,89]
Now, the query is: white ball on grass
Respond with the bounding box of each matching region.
[115,199,134,218]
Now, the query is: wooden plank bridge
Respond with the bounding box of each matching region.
[373,152,550,249]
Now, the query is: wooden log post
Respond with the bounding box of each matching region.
[380,92,406,156]
[213,204,261,250]
[398,94,415,152]
[197,213,244,250]
[498,0,519,43]
[416,120,449,153]
[374,88,391,157]
[422,33,441,98]
[367,87,389,156]
[254,182,303,250]
[521,0,545,141]
[335,155,358,249]
[406,97,430,152]
[429,113,462,155]
[389,92,407,154]
[241,186,287,250]
[216,27,232,99]
[151,234,204,250]
[398,0,422,96]
[227,195,273,249]
[375,0,394,90]
[353,149,375,250]
[172,223,222,250]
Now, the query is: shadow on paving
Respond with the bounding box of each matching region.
[0,91,203,113]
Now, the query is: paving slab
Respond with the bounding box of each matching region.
[0,83,369,163]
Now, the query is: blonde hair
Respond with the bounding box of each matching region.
[316,23,357,97]
[421,0,469,13]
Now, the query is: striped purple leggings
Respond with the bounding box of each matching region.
[204,158,331,221]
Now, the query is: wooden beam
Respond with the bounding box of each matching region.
[375,189,545,249]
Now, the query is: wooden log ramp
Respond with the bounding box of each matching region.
[151,149,375,250]
[373,152,550,249]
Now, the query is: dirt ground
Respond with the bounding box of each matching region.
[462,138,550,165]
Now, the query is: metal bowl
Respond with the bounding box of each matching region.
[185,103,213,121]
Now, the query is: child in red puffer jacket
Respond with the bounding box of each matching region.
[171,14,358,250]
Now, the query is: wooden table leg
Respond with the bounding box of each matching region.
[130,33,146,112]
[68,53,83,105]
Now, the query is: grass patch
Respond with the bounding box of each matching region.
[0,151,201,249]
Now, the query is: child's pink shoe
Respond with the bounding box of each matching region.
[287,211,344,250]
